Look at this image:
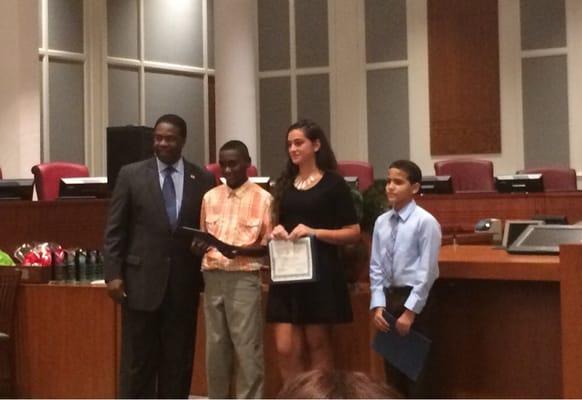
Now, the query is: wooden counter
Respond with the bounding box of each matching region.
[429,246,562,398]
[2,191,582,252]
[12,244,582,398]
[416,191,582,233]
[439,244,560,281]
[5,198,582,397]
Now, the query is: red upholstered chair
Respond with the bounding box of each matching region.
[247,165,258,177]
[434,159,496,193]
[204,163,222,184]
[31,162,90,201]
[204,163,258,185]
[517,167,577,192]
[337,161,374,192]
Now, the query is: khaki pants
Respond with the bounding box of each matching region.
[203,270,264,399]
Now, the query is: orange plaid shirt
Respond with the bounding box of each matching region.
[200,180,272,271]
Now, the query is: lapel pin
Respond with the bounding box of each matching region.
[190,174,196,180]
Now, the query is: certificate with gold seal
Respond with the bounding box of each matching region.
[268,236,318,283]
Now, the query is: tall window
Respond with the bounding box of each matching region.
[107,0,215,165]
[38,0,215,172]
[258,0,331,177]
[257,0,409,178]
[364,0,409,177]
[520,0,569,167]
[38,0,86,164]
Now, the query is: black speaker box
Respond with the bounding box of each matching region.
[107,126,154,190]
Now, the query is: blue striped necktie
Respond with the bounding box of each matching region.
[387,212,400,265]
[162,166,177,230]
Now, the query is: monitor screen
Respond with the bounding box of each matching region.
[495,174,544,193]
[508,225,582,254]
[502,219,544,248]
[532,214,568,225]
[0,179,34,201]
[59,177,110,199]
[420,175,453,194]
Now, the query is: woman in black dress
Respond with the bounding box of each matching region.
[267,119,361,382]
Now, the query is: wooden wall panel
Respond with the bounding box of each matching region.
[428,0,501,155]
[415,192,582,234]
[0,200,108,254]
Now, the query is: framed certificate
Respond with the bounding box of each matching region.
[269,236,318,284]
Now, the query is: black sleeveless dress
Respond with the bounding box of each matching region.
[266,171,358,324]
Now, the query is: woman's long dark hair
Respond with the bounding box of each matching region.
[271,119,338,224]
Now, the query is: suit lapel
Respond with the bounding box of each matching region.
[146,158,172,230]
[178,161,201,226]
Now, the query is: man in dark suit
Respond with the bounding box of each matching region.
[103,114,215,398]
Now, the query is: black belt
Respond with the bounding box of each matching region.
[386,286,413,296]
[384,286,413,315]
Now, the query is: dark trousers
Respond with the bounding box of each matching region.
[119,290,200,398]
[383,287,434,398]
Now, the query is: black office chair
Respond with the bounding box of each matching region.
[0,268,21,397]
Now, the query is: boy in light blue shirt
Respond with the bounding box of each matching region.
[369,159,441,397]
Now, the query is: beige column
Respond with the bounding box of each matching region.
[213,0,259,164]
[328,0,368,161]
[0,0,41,179]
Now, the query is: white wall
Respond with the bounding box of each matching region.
[330,0,582,177]
[327,0,527,176]
[0,0,41,179]
[410,0,525,176]
[409,0,582,176]
[3,0,582,180]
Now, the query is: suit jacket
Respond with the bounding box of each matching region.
[103,157,215,311]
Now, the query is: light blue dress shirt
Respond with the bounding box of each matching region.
[369,200,441,314]
[156,157,184,220]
